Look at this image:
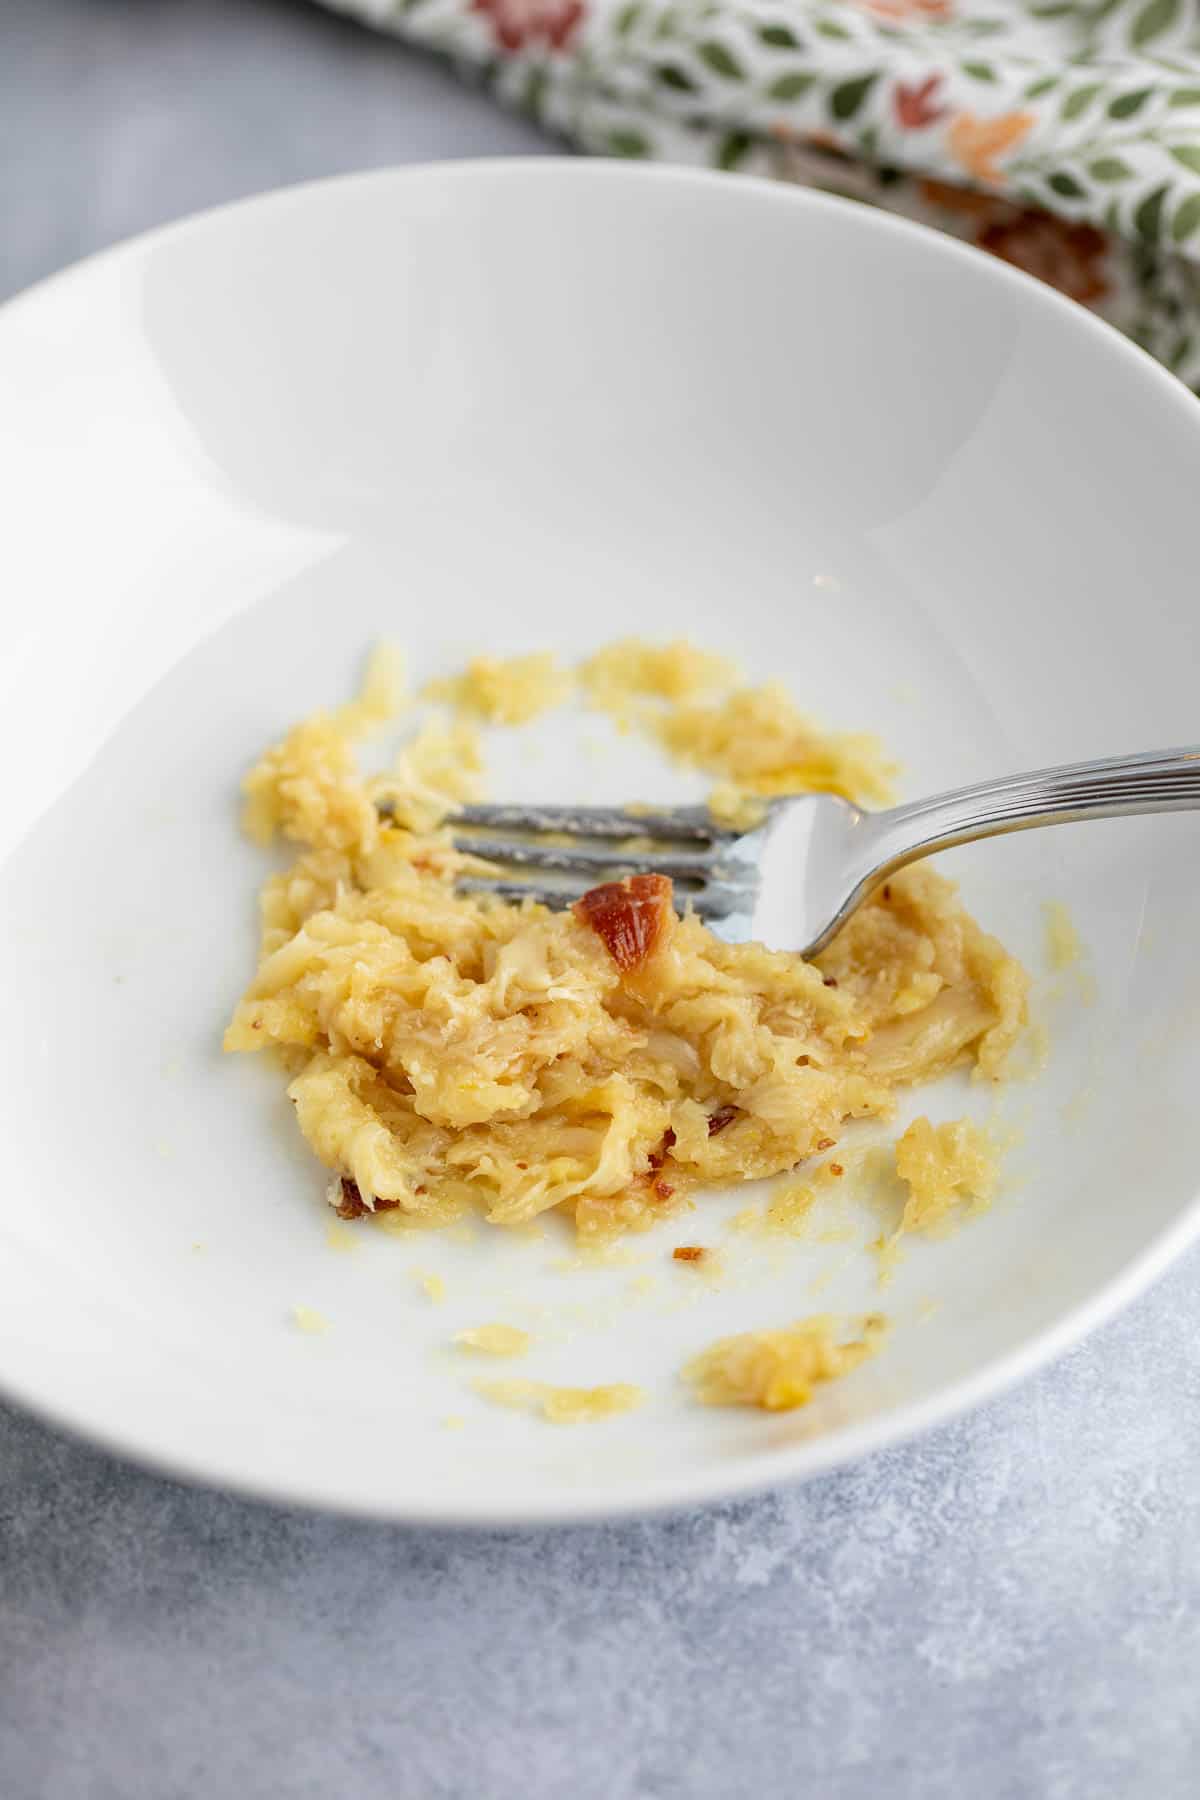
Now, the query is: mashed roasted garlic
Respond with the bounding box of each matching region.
[893,1115,998,1237]
[424,652,571,725]
[454,1323,531,1357]
[225,643,1028,1247]
[684,1315,886,1411]
[474,1380,644,1422]
[581,637,895,818]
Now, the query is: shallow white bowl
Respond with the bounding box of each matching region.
[2,161,1200,1524]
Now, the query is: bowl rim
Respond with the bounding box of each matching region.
[4,156,1200,1526]
[5,151,1198,408]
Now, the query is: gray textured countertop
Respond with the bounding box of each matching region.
[4,5,1199,1796]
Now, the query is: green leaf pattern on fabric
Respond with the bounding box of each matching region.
[317,0,1200,392]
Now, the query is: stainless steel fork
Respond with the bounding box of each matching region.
[442,747,1200,957]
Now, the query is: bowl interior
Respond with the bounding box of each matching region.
[2,162,1199,1521]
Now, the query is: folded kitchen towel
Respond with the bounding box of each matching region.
[320,0,1200,390]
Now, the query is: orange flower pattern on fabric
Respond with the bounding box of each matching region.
[947,112,1036,187]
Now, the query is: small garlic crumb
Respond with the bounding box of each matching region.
[325,1221,357,1254]
[443,1414,466,1432]
[474,1380,644,1423]
[291,1305,329,1335]
[1044,901,1096,1006]
[684,1314,885,1411]
[336,641,407,732]
[736,1181,818,1239]
[875,1233,905,1288]
[1044,900,1083,971]
[190,1242,205,1254]
[893,1115,998,1239]
[454,1323,531,1358]
[413,1269,446,1304]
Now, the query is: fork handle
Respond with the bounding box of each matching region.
[871,745,1200,867]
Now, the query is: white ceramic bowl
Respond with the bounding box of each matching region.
[3,161,1200,1524]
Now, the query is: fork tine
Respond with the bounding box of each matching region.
[455,875,756,922]
[383,795,761,923]
[447,802,743,843]
[450,836,741,883]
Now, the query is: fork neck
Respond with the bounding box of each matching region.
[870,745,1200,867]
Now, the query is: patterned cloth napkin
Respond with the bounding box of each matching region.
[321,0,1200,389]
